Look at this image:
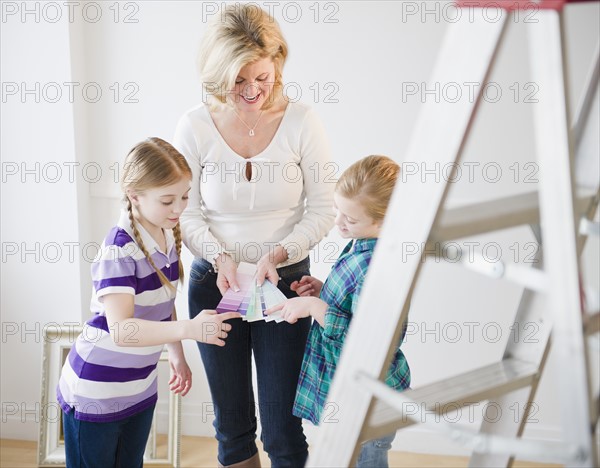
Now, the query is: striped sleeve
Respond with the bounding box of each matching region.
[91,243,137,299]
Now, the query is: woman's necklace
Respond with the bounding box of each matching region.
[232,109,264,137]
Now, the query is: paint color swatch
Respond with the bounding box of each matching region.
[216,262,256,314]
[215,263,288,323]
[262,279,287,323]
[245,284,264,322]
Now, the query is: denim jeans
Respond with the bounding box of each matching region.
[356,432,396,468]
[189,257,311,468]
[62,403,155,468]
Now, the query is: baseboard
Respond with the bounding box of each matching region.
[3,402,596,460]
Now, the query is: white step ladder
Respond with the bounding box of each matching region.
[307,1,600,466]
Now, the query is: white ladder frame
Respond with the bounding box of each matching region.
[307,4,599,467]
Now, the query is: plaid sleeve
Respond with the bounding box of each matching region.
[320,305,348,365]
[320,263,361,365]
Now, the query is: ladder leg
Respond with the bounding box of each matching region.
[468,388,541,468]
[469,252,553,468]
[528,9,598,468]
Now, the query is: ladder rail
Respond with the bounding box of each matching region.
[468,10,599,468]
[572,41,599,152]
[529,8,597,467]
[469,262,553,467]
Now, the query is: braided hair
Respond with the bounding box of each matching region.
[121,137,192,290]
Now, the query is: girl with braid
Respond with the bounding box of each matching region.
[57,137,241,468]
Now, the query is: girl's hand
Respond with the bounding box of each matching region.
[190,309,242,346]
[168,353,192,396]
[215,254,239,296]
[265,296,327,325]
[290,275,323,297]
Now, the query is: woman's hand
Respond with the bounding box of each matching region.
[256,255,279,287]
[290,275,323,297]
[215,253,239,296]
[256,245,287,286]
[168,352,192,396]
[265,296,327,325]
[189,309,242,346]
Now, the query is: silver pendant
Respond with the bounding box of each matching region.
[249,129,255,137]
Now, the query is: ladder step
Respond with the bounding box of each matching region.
[366,358,539,439]
[431,189,596,242]
[360,370,580,464]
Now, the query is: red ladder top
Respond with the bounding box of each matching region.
[455,0,597,11]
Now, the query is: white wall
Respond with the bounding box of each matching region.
[1,9,85,439]
[2,0,598,459]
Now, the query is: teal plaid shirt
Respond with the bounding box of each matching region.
[293,238,411,425]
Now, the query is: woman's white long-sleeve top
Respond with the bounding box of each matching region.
[174,101,335,266]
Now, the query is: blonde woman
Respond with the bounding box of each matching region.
[174,4,335,467]
[57,138,241,468]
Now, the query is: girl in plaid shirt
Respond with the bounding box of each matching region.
[267,155,410,467]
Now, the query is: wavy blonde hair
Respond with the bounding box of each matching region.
[121,137,192,290]
[336,155,400,222]
[198,3,288,111]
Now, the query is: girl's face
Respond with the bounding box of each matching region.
[129,178,191,235]
[333,192,381,240]
[230,57,276,112]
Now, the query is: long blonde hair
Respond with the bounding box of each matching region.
[197,3,288,110]
[336,155,400,222]
[121,137,192,290]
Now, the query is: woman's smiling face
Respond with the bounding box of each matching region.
[230,57,276,111]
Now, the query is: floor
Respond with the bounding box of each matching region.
[1,436,562,467]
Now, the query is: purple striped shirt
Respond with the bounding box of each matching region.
[57,211,179,422]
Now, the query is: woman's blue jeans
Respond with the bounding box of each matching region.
[189,257,311,468]
[62,403,155,468]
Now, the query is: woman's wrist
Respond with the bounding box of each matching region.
[262,244,288,266]
[214,252,234,272]
[216,252,230,263]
